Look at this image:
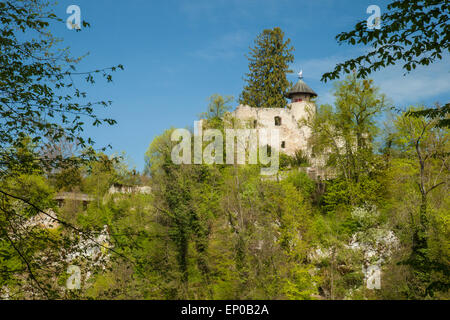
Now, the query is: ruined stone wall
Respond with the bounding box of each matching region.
[231,102,315,156]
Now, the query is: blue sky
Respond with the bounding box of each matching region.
[51,0,450,171]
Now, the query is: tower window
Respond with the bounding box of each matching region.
[281,141,285,148]
[274,116,281,126]
[253,120,257,128]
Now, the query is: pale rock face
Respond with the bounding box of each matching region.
[348,229,399,265]
[63,224,111,267]
[309,204,400,292]
[348,204,400,265]
[308,247,332,262]
[23,209,60,230]
[231,101,315,157]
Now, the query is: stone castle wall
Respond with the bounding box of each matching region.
[231,101,315,156]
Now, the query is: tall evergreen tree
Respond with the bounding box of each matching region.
[239,27,294,109]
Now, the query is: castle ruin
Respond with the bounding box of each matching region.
[231,73,317,162]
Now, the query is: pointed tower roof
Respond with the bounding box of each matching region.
[287,71,317,99]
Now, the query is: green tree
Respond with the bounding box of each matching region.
[392,109,449,297]
[239,27,294,109]
[145,129,218,298]
[322,0,449,127]
[200,94,234,120]
[0,0,121,169]
[306,76,387,187]
[0,0,122,298]
[322,0,448,81]
[218,166,318,299]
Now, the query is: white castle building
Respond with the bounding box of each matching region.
[231,73,317,158]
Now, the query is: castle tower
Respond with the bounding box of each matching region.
[286,71,317,124]
[286,71,317,103]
